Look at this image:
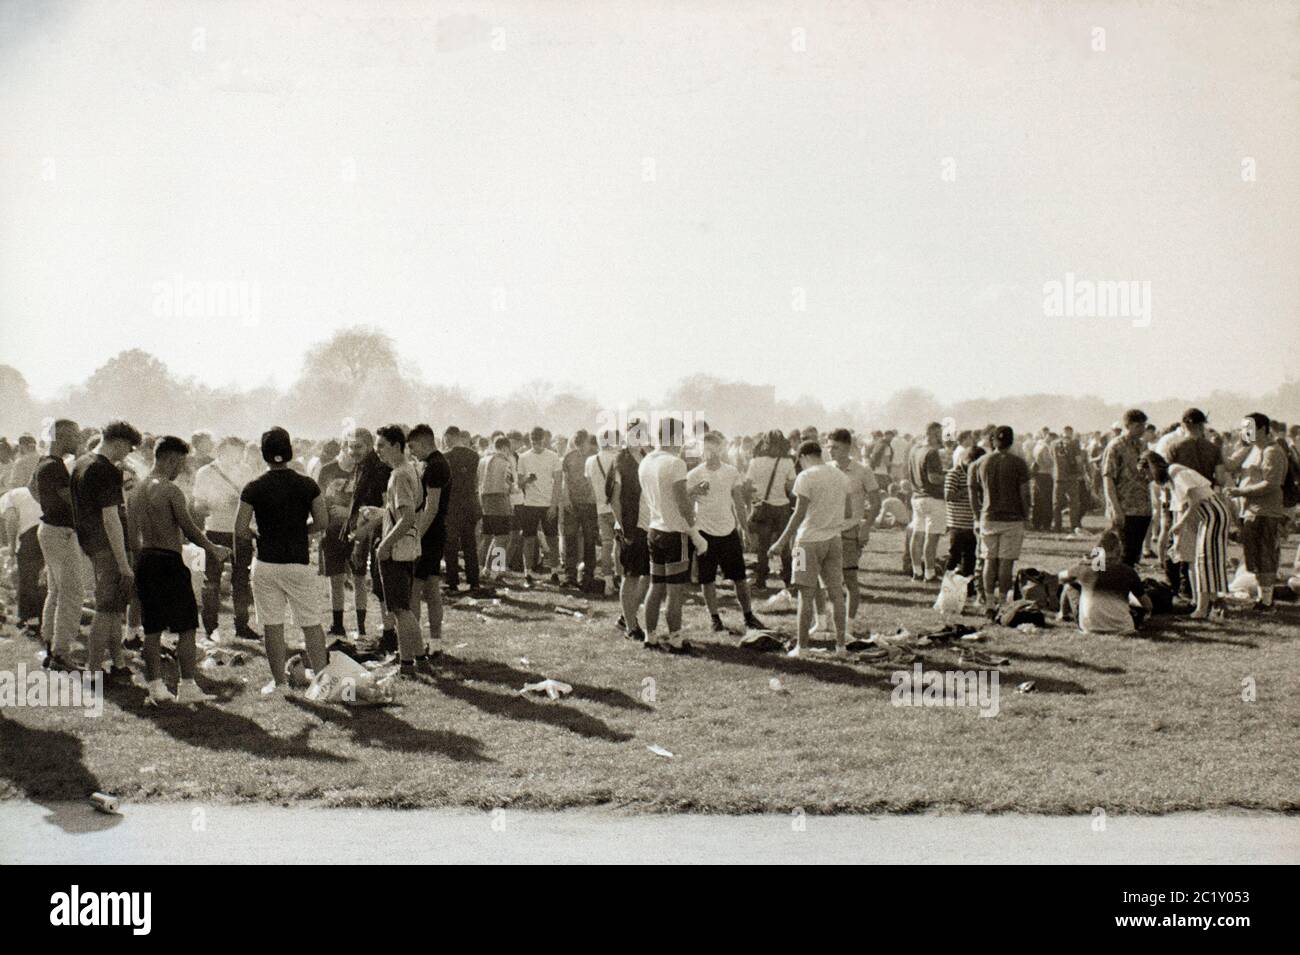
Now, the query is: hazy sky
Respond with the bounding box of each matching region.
[2,0,1297,407]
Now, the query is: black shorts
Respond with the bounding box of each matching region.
[375,559,415,612]
[319,531,352,577]
[482,513,512,536]
[134,548,200,634]
[648,529,692,584]
[616,527,650,578]
[696,529,745,584]
[349,534,375,577]
[517,505,557,537]
[415,526,447,579]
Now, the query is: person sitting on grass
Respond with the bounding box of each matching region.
[1057,529,1153,635]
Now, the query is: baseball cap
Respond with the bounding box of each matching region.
[261,427,292,464]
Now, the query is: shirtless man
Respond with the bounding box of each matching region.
[127,436,230,705]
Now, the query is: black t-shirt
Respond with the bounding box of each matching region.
[420,451,452,543]
[909,445,945,498]
[69,453,125,553]
[444,445,480,514]
[33,455,75,528]
[240,468,321,564]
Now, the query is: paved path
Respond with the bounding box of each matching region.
[2,801,1297,863]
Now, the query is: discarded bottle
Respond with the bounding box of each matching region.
[90,792,120,814]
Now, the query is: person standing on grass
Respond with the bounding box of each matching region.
[478,435,516,582]
[745,430,796,591]
[1102,409,1154,567]
[769,440,849,657]
[1051,426,1085,534]
[829,428,880,624]
[638,417,696,654]
[314,436,362,648]
[967,425,1030,611]
[194,436,258,642]
[907,422,947,583]
[518,426,562,586]
[688,431,765,634]
[127,436,230,706]
[585,428,621,595]
[1139,450,1229,620]
[1225,412,1288,611]
[608,422,651,642]
[442,426,483,595]
[560,429,599,591]
[32,417,83,671]
[944,443,984,587]
[235,427,331,698]
[69,420,142,685]
[345,427,394,651]
[360,425,432,679]
[407,424,449,659]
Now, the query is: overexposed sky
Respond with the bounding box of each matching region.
[2,0,1297,406]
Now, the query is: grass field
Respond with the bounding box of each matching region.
[2,520,1298,815]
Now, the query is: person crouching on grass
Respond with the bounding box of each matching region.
[1057,529,1153,635]
[127,436,230,705]
[235,428,331,698]
[768,440,850,658]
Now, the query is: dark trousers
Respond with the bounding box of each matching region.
[752,505,792,588]
[561,502,599,583]
[202,530,252,634]
[16,525,46,623]
[1121,515,1152,567]
[443,509,480,589]
[1030,474,1054,529]
[1052,476,1084,531]
[946,527,978,576]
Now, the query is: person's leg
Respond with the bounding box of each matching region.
[579,505,598,585]
[753,519,773,587]
[909,513,925,578]
[263,623,289,686]
[702,582,720,616]
[844,552,860,620]
[996,558,1015,599]
[1255,517,1280,605]
[735,579,756,616]
[903,525,915,575]
[176,628,199,680]
[423,575,443,645]
[794,585,815,651]
[561,505,579,582]
[598,512,615,585]
[228,533,254,633]
[201,536,225,635]
[644,580,667,636]
[665,582,686,634]
[543,508,561,576]
[923,531,941,579]
[620,574,648,633]
[444,518,462,591]
[981,533,1000,604]
[302,623,329,672]
[461,513,480,588]
[143,630,164,682]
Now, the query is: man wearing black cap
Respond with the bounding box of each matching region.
[968,425,1030,609]
[235,427,330,697]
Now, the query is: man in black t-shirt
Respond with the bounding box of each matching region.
[408,425,450,653]
[69,420,142,682]
[32,418,83,669]
[442,426,482,592]
[235,427,329,697]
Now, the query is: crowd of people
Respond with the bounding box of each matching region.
[1,405,1297,703]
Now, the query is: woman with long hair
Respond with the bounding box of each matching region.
[1139,450,1229,618]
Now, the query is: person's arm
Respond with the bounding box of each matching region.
[125,487,144,557]
[549,463,562,512]
[170,485,226,557]
[234,500,256,542]
[672,478,694,529]
[377,501,415,560]
[771,495,809,553]
[103,505,132,577]
[1,506,17,557]
[1019,475,1030,520]
[416,483,441,536]
[309,491,328,537]
[1229,447,1285,498]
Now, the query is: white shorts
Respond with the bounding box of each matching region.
[251,559,320,628]
[910,496,947,536]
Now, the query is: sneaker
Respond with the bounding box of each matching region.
[786,645,802,658]
[643,635,667,652]
[415,657,439,679]
[327,624,348,638]
[103,666,134,688]
[175,680,215,705]
[233,624,262,641]
[742,613,765,632]
[626,627,646,643]
[615,615,627,632]
[260,680,292,699]
[710,616,727,633]
[146,679,176,706]
[549,572,561,585]
[665,634,692,655]
[524,574,535,588]
[399,661,420,679]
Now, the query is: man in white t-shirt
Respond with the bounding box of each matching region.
[1,484,44,627]
[770,440,850,657]
[688,432,765,634]
[517,426,562,586]
[584,428,621,593]
[637,417,698,653]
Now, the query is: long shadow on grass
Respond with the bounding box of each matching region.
[432,674,633,742]
[0,714,123,834]
[110,685,351,763]
[692,642,886,690]
[440,656,652,713]
[1131,624,1259,649]
[1005,649,1125,675]
[287,698,491,762]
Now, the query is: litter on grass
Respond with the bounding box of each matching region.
[647,744,674,758]
[519,679,573,700]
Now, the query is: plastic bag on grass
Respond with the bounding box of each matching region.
[933,571,970,615]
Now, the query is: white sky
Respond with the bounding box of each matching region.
[2,0,1297,406]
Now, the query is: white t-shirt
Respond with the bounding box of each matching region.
[638,450,690,533]
[792,463,849,544]
[1167,462,1210,514]
[687,461,741,536]
[585,449,619,516]
[745,456,794,505]
[0,486,41,537]
[518,448,560,507]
